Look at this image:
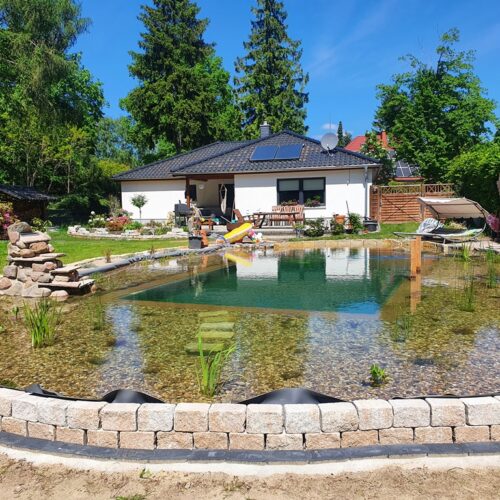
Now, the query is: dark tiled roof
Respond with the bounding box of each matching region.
[0,184,55,201]
[114,131,379,181]
[113,140,256,181]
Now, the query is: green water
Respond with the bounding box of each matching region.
[125,249,411,315]
[0,246,498,402]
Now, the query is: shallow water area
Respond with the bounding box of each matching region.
[0,245,498,402]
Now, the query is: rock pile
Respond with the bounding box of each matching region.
[0,221,94,299]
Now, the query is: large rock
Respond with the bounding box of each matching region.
[21,285,51,298]
[19,249,36,258]
[7,231,20,245]
[30,242,50,254]
[3,265,17,279]
[7,243,21,258]
[50,290,69,302]
[3,281,23,296]
[0,277,12,290]
[8,222,32,234]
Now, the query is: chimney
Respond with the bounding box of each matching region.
[260,121,271,138]
[380,130,388,148]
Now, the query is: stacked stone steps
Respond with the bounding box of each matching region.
[184,310,236,355]
[0,221,94,299]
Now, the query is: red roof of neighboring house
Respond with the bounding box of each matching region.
[345,131,394,152]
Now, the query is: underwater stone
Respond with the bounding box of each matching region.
[184,342,225,355]
[199,322,234,331]
[454,425,490,443]
[426,398,465,427]
[320,403,358,433]
[414,426,452,444]
[198,310,230,318]
[174,403,210,432]
[199,331,235,340]
[284,404,320,434]
[461,397,500,426]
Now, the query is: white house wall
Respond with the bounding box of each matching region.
[121,180,185,221]
[234,169,373,219]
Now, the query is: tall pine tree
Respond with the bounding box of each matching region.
[121,0,241,156]
[337,122,344,146]
[235,0,309,138]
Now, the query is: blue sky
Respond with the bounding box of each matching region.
[75,0,500,139]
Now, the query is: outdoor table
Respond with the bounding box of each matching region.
[252,211,300,228]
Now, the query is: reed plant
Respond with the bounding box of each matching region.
[369,364,388,387]
[391,308,413,342]
[457,243,472,263]
[196,336,235,397]
[92,296,106,330]
[485,249,498,288]
[459,273,476,312]
[23,299,60,348]
[104,249,112,263]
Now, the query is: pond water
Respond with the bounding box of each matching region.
[0,246,499,402]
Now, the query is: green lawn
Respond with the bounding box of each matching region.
[1,229,187,264]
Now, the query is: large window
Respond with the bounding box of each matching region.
[277,178,325,206]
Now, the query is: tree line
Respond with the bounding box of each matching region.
[0,1,498,216]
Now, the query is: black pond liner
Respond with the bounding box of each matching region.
[1,384,499,404]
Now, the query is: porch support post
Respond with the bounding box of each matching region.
[185,177,190,208]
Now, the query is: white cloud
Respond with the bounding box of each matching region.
[321,122,338,131]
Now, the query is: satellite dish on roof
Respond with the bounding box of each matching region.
[320,133,338,154]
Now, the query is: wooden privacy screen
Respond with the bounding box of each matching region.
[370,184,454,223]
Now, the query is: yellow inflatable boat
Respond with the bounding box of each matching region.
[222,222,253,244]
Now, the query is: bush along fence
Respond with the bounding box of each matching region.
[0,389,499,451]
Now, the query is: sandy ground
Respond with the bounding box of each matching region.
[0,454,500,500]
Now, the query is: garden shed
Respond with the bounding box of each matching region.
[0,184,55,222]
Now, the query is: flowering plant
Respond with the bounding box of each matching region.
[0,202,18,238]
[106,215,131,232]
[88,211,107,228]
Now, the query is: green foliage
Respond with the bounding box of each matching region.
[121,0,241,156]
[447,141,500,213]
[347,213,364,233]
[304,219,325,237]
[336,121,352,147]
[31,218,52,233]
[0,0,104,193]
[459,274,476,312]
[485,249,498,288]
[131,194,148,220]
[11,305,19,320]
[360,131,394,184]
[457,243,472,263]
[196,336,235,397]
[374,28,497,182]
[235,0,309,137]
[91,297,106,331]
[391,309,413,342]
[369,364,388,386]
[23,299,60,348]
[330,221,345,235]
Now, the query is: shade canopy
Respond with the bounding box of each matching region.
[418,197,487,219]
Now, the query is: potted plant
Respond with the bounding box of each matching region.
[346,213,363,234]
[334,214,346,225]
[304,196,322,207]
[293,222,305,238]
[304,218,325,237]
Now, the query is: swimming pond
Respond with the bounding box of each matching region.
[0,246,498,402]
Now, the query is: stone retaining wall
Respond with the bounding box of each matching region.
[1,389,499,451]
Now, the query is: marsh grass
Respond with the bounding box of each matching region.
[485,249,498,288]
[23,299,60,348]
[391,308,413,342]
[456,243,473,263]
[459,273,476,312]
[92,296,106,330]
[196,336,235,397]
[370,364,388,387]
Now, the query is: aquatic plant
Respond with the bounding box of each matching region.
[391,309,413,342]
[460,274,476,312]
[23,299,60,348]
[457,243,472,262]
[196,336,235,397]
[11,305,20,320]
[369,364,388,386]
[92,297,106,330]
[485,249,497,288]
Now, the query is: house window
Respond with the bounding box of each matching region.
[277,178,325,206]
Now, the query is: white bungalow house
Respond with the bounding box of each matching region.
[114,125,380,223]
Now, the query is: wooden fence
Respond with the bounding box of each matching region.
[370,184,454,223]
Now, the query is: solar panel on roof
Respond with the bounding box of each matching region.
[250,145,279,161]
[274,143,303,160]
